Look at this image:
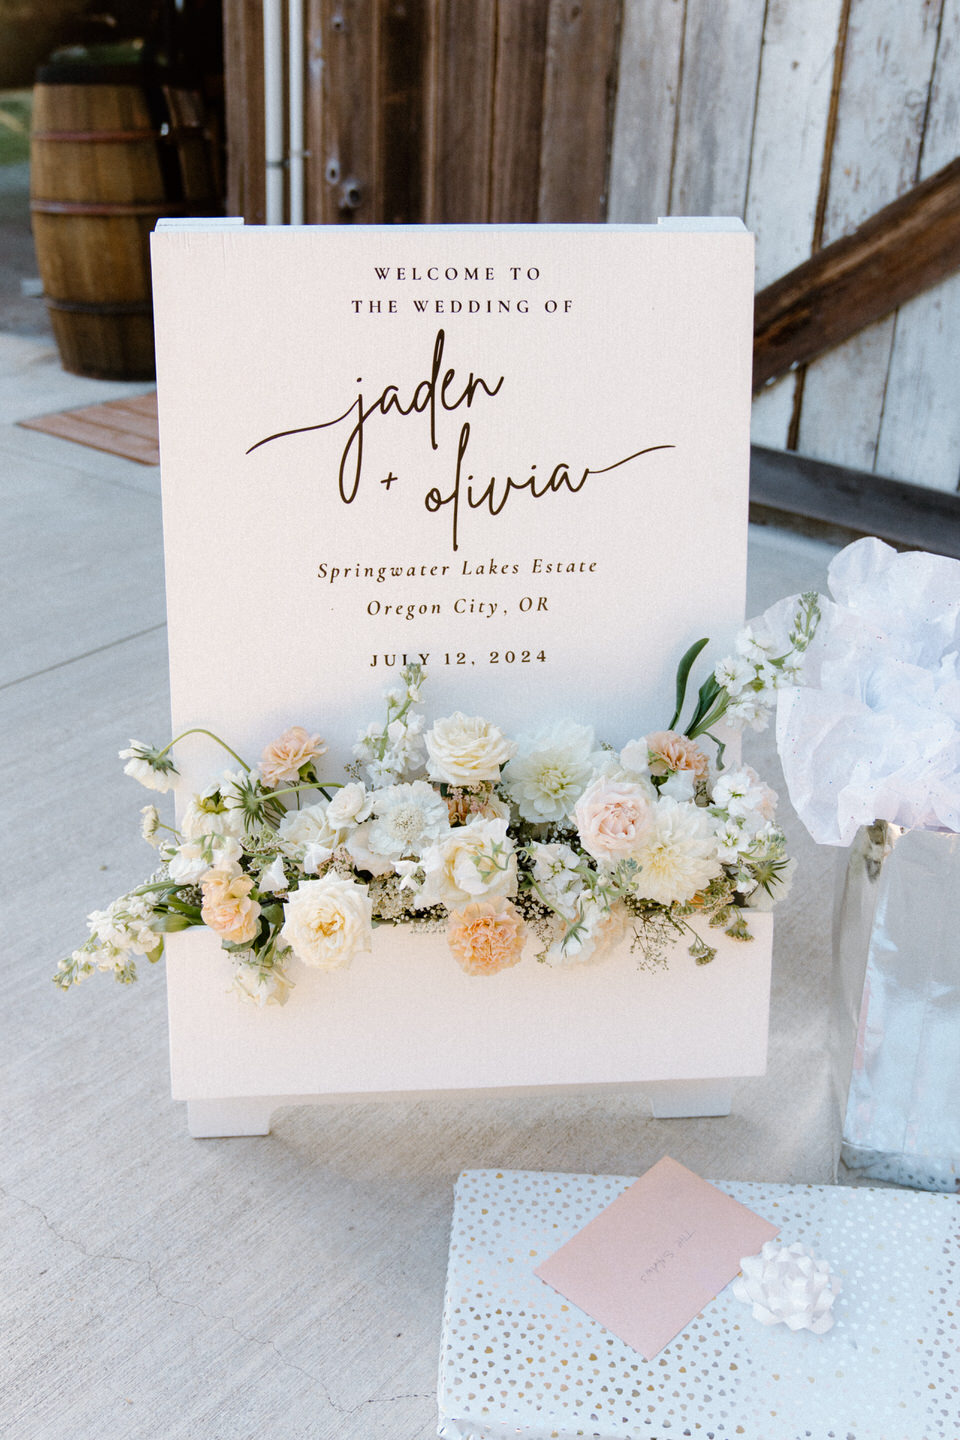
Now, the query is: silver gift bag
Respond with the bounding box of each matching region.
[833,821,960,1191]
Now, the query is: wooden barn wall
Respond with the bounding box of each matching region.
[222,0,960,495]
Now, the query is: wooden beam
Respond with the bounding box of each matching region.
[753,155,960,391]
[749,444,960,559]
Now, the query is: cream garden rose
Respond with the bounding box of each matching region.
[574,778,654,863]
[424,712,516,786]
[279,875,373,970]
[260,726,327,787]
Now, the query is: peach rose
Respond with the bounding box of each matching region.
[573,777,654,862]
[200,867,261,945]
[259,726,327,787]
[446,898,526,976]
[645,730,709,778]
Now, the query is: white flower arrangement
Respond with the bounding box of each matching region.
[57,625,805,1006]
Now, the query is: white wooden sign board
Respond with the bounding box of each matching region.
[151,220,767,1137]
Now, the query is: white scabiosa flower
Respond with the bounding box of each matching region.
[118,741,178,792]
[501,721,598,823]
[367,781,450,859]
[631,797,722,905]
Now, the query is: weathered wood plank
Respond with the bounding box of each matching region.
[747,0,846,449]
[489,0,550,222]
[750,443,960,558]
[669,0,766,215]
[753,156,960,388]
[316,0,379,223]
[537,0,621,222]
[796,0,942,470]
[223,0,266,223]
[608,0,684,223]
[431,0,496,221]
[378,0,431,224]
[304,0,326,221]
[876,0,960,491]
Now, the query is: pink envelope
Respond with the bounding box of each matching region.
[535,1156,779,1359]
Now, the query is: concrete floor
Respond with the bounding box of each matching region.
[1,161,854,1437]
[1,323,851,1440]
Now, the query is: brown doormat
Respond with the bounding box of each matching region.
[19,391,160,465]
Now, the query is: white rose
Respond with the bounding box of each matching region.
[424,712,516,786]
[325,782,373,828]
[417,817,517,908]
[277,802,340,855]
[279,875,373,970]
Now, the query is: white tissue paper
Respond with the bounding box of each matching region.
[732,1240,841,1333]
[766,537,960,845]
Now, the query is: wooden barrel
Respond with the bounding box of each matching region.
[30,59,217,380]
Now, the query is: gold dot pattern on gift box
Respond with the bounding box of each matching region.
[437,1170,958,1440]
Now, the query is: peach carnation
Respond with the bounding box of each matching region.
[259,726,327,787]
[645,730,709,778]
[447,898,526,976]
[200,867,261,945]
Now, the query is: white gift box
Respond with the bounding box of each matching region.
[168,914,771,1136]
[438,1169,960,1440]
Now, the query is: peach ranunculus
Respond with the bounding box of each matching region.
[200,866,261,945]
[259,726,328,787]
[447,898,526,976]
[645,730,709,778]
[573,777,654,863]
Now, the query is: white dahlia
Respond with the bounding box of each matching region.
[631,797,722,905]
[501,721,598,823]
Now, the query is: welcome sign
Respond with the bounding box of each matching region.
[151,220,765,1135]
[152,220,752,777]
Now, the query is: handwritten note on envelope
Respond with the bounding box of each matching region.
[534,1156,779,1359]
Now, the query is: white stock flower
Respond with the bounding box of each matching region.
[367,781,449,859]
[279,875,373,970]
[424,712,516,786]
[167,833,242,883]
[259,854,288,893]
[417,817,517,908]
[712,766,777,826]
[501,721,597,823]
[87,895,162,956]
[229,961,294,1006]
[631,797,722,905]
[529,841,585,920]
